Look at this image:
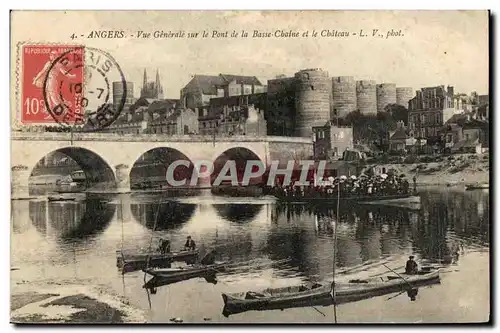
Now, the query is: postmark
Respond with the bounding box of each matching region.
[20,44,127,129]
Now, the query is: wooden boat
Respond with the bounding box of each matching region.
[465,183,489,190]
[143,258,291,286]
[47,196,76,202]
[143,261,231,285]
[275,193,419,204]
[360,195,422,211]
[221,269,440,316]
[143,270,218,289]
[362,195,421,205]
[55,188,84,194]
[117,249,199,273]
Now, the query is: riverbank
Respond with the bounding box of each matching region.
[368,153,490,187]
[11,278,148,323]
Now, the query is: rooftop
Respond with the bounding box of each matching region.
[219,74,262,86]
[183,74,263,95]
[390,127,411,140]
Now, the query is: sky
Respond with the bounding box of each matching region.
[11,10,489,100]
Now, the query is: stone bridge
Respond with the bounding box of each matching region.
[11,132,312,198]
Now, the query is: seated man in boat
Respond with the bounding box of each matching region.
[158,238,171,254]
[405,256,418,275]
[184,236,196,251]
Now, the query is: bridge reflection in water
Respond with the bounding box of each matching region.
[24,199,115,244]
[11,189,489,284]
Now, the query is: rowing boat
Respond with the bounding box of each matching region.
[117,249,199,273]
[276,193,420,205]
[143,270,219,289]
[362,195,421,205]
[221,269,440,316]
[465,183,489,190]
[143,261,230,285]
[47,196,76,202]
[143,258,292,287]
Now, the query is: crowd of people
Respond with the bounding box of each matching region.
[270,172,417,199]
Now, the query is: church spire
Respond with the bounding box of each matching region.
[143,69,148,88]
[155,69,162,93]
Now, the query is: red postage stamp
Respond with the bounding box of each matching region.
[21,44,84,124]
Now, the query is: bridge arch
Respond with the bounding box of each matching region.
[211,147,265,185]
[129,147,196,189]
[28,146,116,192]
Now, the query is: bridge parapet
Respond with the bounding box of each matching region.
[11,131,312,144]
[11,131,313,197]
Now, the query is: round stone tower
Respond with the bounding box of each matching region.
[396,87,414,108]
[376,83,397,113]
[356,80,377,115]
[294,68,331,138]
[332,76,357,119]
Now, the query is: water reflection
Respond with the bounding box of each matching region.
[14,189,490,284]
[130,202,195,230]
[27,199,115,244]
[214,204,263,224]
[10,187,491,322]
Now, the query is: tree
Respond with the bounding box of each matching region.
[384,104,409,125]
[342,109,399,152]
[345,109,362,126]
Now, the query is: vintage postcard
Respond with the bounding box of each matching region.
[10,10,490,324]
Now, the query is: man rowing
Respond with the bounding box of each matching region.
[184,236,196,251]
[158,238,171,254]
[405,256,418,275]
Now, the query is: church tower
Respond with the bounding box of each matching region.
[140,68,164,99]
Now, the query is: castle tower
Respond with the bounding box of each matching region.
[294,68,331,138]
[332,76,357,119]
[356,80,377,115]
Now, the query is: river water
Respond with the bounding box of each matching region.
[11,187,490,323]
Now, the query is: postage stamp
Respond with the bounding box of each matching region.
[20,44,127,129]
[21,45,83,124]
